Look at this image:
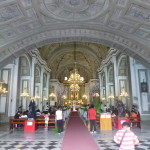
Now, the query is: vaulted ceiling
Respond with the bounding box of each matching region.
[39,42,109,82]
[0,0,150,70]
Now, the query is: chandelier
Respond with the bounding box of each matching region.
[64,42,84,92]
[49,92,56,98]
[120,91,128,97]
[0,81,8,94]
[120,87,128,97]
[20,88,29,98]
[62,95,67,99]
[70,83,80,92]
[34,95,41,99]
[82,94,87,99]
[43,97,48,101]
[108,92,114,99]
[67,68,84,84]
[93,92,100,97]
[20,92,29,98]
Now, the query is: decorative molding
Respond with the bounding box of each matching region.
[126,4,150,23]
[0,4,22,23]
[0,29,149,69]
[39,0,110,21]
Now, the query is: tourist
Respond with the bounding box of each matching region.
[20,111,28,118]
[88,104,96,133]
[114,122,139,150]
[44,113,49,128]
[14,111,21,119]
[125,111,130,118]
[55,106,63,134]
[36,109,41,116]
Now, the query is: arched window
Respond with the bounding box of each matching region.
[118,57,128,76]
[35,66,40,83]
[20,56,30,76]
[108,67,114,83]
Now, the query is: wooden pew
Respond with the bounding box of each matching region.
[129,117,141,128]
[10,116,56,130]
[10,118,27,129]
[112,117,141,129]
[35,116,55,127]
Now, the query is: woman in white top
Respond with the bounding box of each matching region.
[55,106,63,134]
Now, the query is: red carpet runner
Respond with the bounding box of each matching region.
[61,112,100,150]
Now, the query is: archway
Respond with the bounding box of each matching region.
[0,29,149,68]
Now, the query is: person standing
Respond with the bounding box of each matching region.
[28,99,36,119]
[44,113,49,128]
[88,104,96,133]
[114,122,139,150]
[55,106,63,134]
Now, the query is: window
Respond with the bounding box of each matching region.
[118,57,128,76]
[108,67,114,83]
[20,57,30,76]
[35,67,40,83]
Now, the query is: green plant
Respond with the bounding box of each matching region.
[53,122,58,133]
[95,102,101,114]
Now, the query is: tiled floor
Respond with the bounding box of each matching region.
[0,126,63,150]
[0,121,150,150]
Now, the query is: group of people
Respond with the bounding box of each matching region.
[87,104,139,150]
[14,105,64,134]
[15,103,140,149]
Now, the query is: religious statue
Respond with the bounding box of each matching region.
[28,99,36,119]
[117,101,125,117]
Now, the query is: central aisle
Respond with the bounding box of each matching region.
[61,112,100,150]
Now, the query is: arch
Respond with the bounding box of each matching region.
[0,29,149,69]
[35,65,41,83]
[108,65,114,83]
[43,73,47,88]
[47,43,101,65]
[101,72,106,87]
[118,55,128,76]
[19,55,31,76]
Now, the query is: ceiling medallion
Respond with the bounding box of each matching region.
[41,0,110,21]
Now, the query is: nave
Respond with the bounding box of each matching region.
[0,112,150,150]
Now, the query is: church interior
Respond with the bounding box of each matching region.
[0,0,150,149]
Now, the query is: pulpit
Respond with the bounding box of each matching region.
[100,113,112,130]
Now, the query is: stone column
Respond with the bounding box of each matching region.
[98,71,102,100]
[47,73,50,107]
[39,67,44,111]
[9,58,19,116]
[30,56,36,98]
[112,54,118,97]
[104,66,109,107]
